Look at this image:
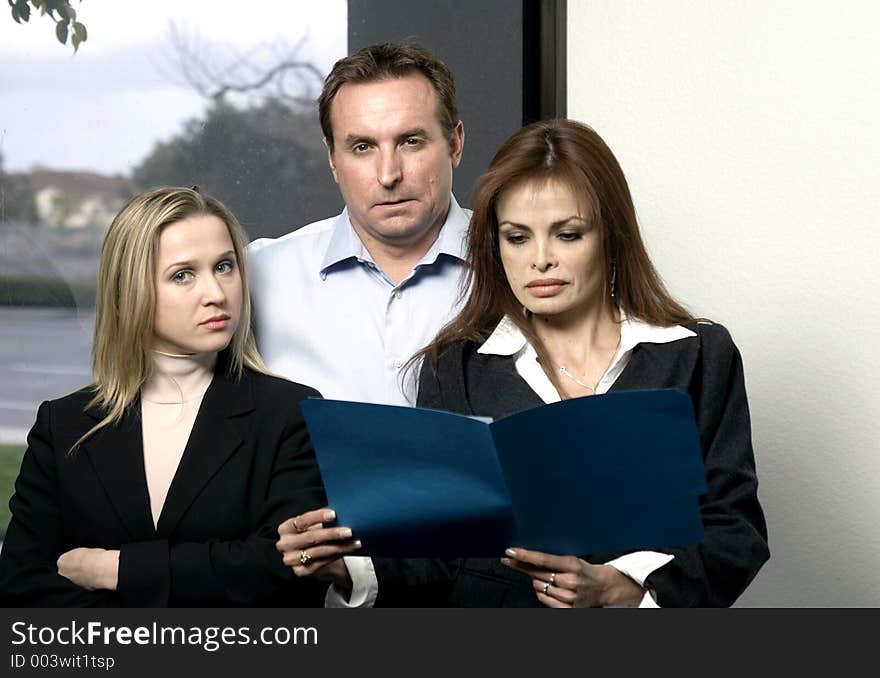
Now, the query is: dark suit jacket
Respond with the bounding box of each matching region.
[375,321,769,607]
[0,360,328,607]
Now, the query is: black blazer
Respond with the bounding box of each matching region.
[0,361,328,607]
[376,321,769,607]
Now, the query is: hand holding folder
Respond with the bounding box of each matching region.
[301,388,707,557]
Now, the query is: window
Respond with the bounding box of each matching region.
[0,1,346,536]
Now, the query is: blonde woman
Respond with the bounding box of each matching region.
[0,186,357,607]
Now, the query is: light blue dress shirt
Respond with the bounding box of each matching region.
[247,197,471,406]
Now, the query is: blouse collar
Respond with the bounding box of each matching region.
[477,310,697,357]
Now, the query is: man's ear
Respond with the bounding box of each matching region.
[324,137,339,183]
[449,121,465,169]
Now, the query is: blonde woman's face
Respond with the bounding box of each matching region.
[152,214,242,355]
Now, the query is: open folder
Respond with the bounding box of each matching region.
[300,389,707,557]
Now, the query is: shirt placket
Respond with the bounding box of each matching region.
[383,282,410,403]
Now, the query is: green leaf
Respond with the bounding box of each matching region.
[11,0,30,23]
[57,3,75,21]
[72,21,86,51]
[73,21,86,42]
[55,19,68,45]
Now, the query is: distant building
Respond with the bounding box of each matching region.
[27,169,135,229]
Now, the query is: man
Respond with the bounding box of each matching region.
[247,43,469,606]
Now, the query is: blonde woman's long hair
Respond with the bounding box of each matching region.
[75,186,266,450]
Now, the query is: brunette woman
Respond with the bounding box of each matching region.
[416,120,768,607]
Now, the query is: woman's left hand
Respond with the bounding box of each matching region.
[57,548,119,591]
[502,547,645,608]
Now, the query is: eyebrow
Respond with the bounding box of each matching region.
[396,128,430,141]
[342,133,376,147]
[162,250,236,274]
[498,216,588,230]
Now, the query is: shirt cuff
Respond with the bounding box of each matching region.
[324,556,378,608]
[604,551,674,608]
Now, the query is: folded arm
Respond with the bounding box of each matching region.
[0,402,121,607]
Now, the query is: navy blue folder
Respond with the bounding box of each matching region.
[300,389,707,557]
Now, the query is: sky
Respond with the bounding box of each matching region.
[0,0,347,175]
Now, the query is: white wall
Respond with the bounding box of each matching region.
[568,0,880,606]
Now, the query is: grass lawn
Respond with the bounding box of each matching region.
[0,444,26,538]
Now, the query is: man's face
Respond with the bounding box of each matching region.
[326,73,464,253]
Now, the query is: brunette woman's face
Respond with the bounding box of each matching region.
[496,178,605,320]
[152,215,242,355]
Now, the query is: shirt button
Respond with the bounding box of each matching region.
[393,290,402,299]
[393,359,404,369]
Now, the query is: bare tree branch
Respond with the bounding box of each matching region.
[164,22,324,109]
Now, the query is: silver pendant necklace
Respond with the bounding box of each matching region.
[556,332,622,394]
[557,365,598,393]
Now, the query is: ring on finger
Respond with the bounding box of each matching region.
[542,582,550,595]
[549,572,556,586]
[300,550,312,566]
[292,517,305,532]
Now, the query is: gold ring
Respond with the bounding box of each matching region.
[292,517,304,532]
[300,550,312,566]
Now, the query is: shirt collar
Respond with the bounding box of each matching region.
[423,196,469,264]
[478,310,696,357]
[477,314,529,356]
[319,196,468,276]
[320,208,370,275]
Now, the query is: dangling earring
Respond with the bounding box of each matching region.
[610,262,617,299]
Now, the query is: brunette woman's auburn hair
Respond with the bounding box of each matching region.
[418,118,694,376]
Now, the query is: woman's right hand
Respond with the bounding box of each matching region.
[501,547,646,608]
[276,508,361,591]
[56,547,119,591]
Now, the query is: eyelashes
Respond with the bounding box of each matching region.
[501,231,585,246]
[169,259,236,284]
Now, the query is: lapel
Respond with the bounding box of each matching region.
[154,366,255,537]
[82,401,155,541]
[474,328,701,416]
[468,351,543,418]
[609,333,700,393]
